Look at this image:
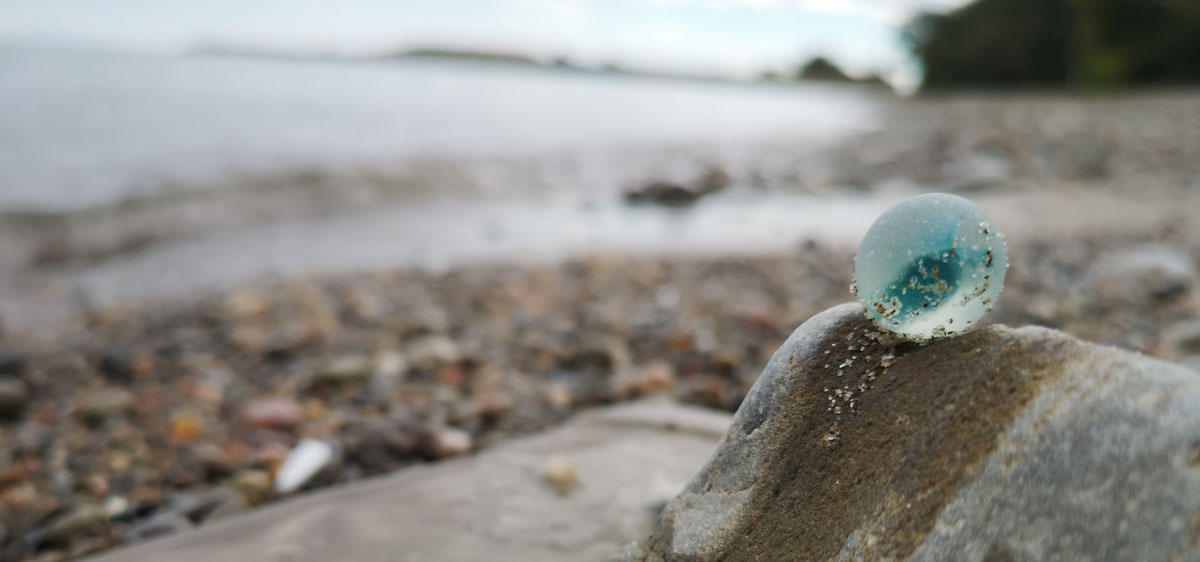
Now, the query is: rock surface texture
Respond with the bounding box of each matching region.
[86,402,731,562]
[624,303,1200,562]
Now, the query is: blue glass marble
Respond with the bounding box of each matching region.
[852,193,1006,342]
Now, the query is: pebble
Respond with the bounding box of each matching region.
[0,464,27,488]
[422,427,473,459]
[345,419,419,473]
[174,487,240,524]
[0,354,28,377]
[243,397,304,430]
[77,388,135,426]
[274,438,335,494]
[0,378,29,420]
[541,383,573,410]
[84,474,109,499]
[236,469,272,506]
[67,537,110,559]
[224,288,270,319]
[373,350,408,380]
[97,353,134,383]
[543,455,580,497]
[405,335,462,371]
[613,360,677,398]
[124,510,193,543]
[2,481,36,510]
[313,354,373,383]
[45,504,110,545]
[1162,319,1200,359]
[103,496,129,518]
[366,350,408,401]
[1083,245,1196,305]
[0,224,1194,562]
[252,442,291,473]
[169,411,208,443]
[131,486,165,511]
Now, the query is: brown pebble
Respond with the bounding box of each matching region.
[85,474,109,499]
[0,464,28,488]
[131,486,164,510]
[1,481,35,510]
[541,383,573,409]
[236,469,272,506]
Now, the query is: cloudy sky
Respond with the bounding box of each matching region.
[0,0,968,85]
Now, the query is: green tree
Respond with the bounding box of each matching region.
[905,0,1200,90]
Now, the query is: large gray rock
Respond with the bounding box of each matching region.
[86,401,730,562]
[626,303,1200,562]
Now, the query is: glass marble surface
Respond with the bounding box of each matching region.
[852,193,1006,341]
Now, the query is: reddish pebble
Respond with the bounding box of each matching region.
[85,474,109,499]
[254,442,292,475]
[435,366,465,387]
[243,397,303,430]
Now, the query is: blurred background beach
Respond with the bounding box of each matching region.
[0,1,1198,560]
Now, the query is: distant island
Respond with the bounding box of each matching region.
[388,48,730,83]
[390,48,539,66]
[189,44,894,92]
[759,56,891,89]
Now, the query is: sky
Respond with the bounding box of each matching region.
[0,0,969,87]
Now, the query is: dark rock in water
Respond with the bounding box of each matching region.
[624,166,731,207]
[698,165,731,193]
[623,303,1200,562]
[624,182,702,207]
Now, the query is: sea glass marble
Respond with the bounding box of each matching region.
[852,193,1006,342]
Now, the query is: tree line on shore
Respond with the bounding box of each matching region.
[904,0,1200,90]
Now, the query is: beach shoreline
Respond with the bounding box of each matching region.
[0,91,1198,561]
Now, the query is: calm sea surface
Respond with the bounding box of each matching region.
[0,46,894,328]
[0,47,880,211]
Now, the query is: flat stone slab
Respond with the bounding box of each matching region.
[627,303,1200,562]
[87,401,730,562]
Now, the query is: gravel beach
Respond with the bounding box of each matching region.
[1,91,1198,561]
